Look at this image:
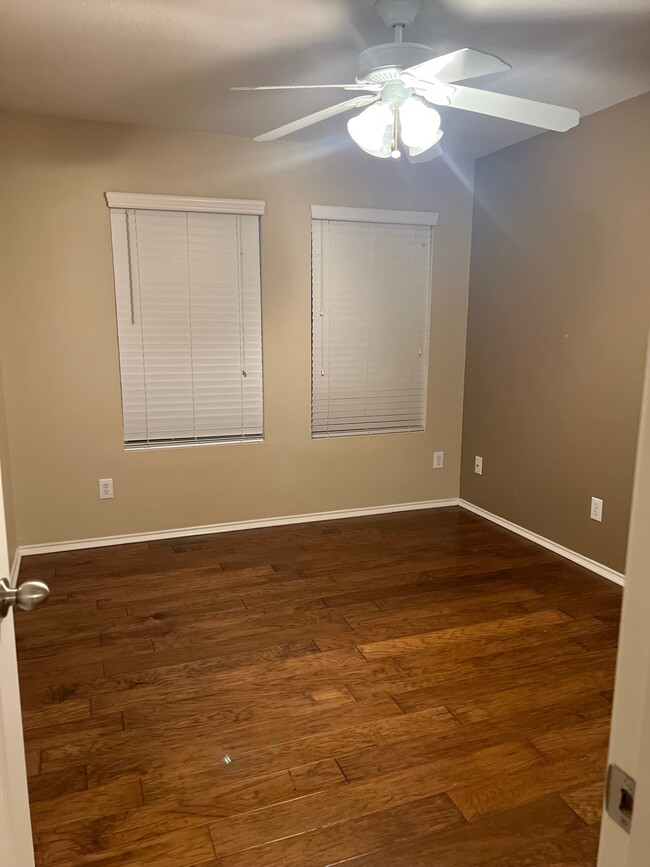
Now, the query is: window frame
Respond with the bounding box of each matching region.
[106,192,265,450]
[310,204,438,439]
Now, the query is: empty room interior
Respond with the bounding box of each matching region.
[0,1,649,865]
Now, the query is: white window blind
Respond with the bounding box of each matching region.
[108,201,263,447]
[311,208,435,437]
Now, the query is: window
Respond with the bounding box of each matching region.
[107,193,264,448]
[311,205,437,438]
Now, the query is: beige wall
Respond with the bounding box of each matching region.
[461,92,650,572]
[0,112,474,546]
[0,364,17,566]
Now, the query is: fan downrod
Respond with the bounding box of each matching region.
[358,1,429,83]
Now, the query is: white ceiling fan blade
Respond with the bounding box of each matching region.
[232,84,380,92]
[254,95,379,142]
[427,84,580,131]
[402,48,511,85]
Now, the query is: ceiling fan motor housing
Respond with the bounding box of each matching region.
[375,0,423,28]
[357,42,433,83]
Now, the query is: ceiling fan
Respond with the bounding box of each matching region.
[232,0,580,162]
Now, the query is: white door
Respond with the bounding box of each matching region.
[598,339,650,865]
[0,456,35,867]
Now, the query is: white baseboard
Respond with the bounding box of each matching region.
[9,549,22,585]
[459,499,625,587]
[17,498,460,557]
[15,496,626,589]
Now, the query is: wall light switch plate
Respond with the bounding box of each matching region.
[433,451,444,469]
[99,479,114,500]
[474,456,483,475]
[591,496,603,522]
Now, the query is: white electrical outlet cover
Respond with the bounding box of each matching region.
[433,451,444,469]
[99,478,114,499]
[474,456,483,475]
[591,496,603,522]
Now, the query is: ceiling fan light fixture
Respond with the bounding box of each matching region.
[399,97,442,153]
[347,102,393,158]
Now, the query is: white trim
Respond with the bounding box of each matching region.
[310,205,439,226]
[18,499,458,556]
[15,497,626,588]
[105,192,266,215]
[459,499,625,587]
[8,550,21,586]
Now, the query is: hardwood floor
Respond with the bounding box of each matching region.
[15,506,621,866]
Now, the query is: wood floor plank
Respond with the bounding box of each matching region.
[34,803,212,860]
[213,793,464,867]
[28,765,87,803]
[22,698,91,731]
[449,752,607,821]
[142,756,348,816]
[75,647,397,717]
[41,697,403,780]
[448,668,613,726]
[475,823,601,866]
[358,609,574,660]
[335,693,611,784]
[25,747,42,777]
[336,796,583,867]
[31,777,143,831]
[561,780,606,825]
[143,765,299,816]
[36,824,215,867]
[79,704,455,788]
[530,715,611,762]
[352,638,605,707]
[208,741,541,857]
[15,506,619,866]
[24,713,124,761]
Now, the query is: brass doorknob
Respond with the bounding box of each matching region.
[0,577,50,618]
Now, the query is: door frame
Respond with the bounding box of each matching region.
[0,452,35,867]
[599,338,650,865]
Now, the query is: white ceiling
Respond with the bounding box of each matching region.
[1,0,649,159]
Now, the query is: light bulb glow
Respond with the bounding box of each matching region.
[347,103,392,158]
[348,94,444,160]
[399,97,441,154]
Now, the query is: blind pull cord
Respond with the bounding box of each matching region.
[125,210,137,326]
[240,246,247,378]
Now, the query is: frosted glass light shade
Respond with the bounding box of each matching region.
[399,97,442,154]
[347,103,393,158]
[407,129,443,157]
